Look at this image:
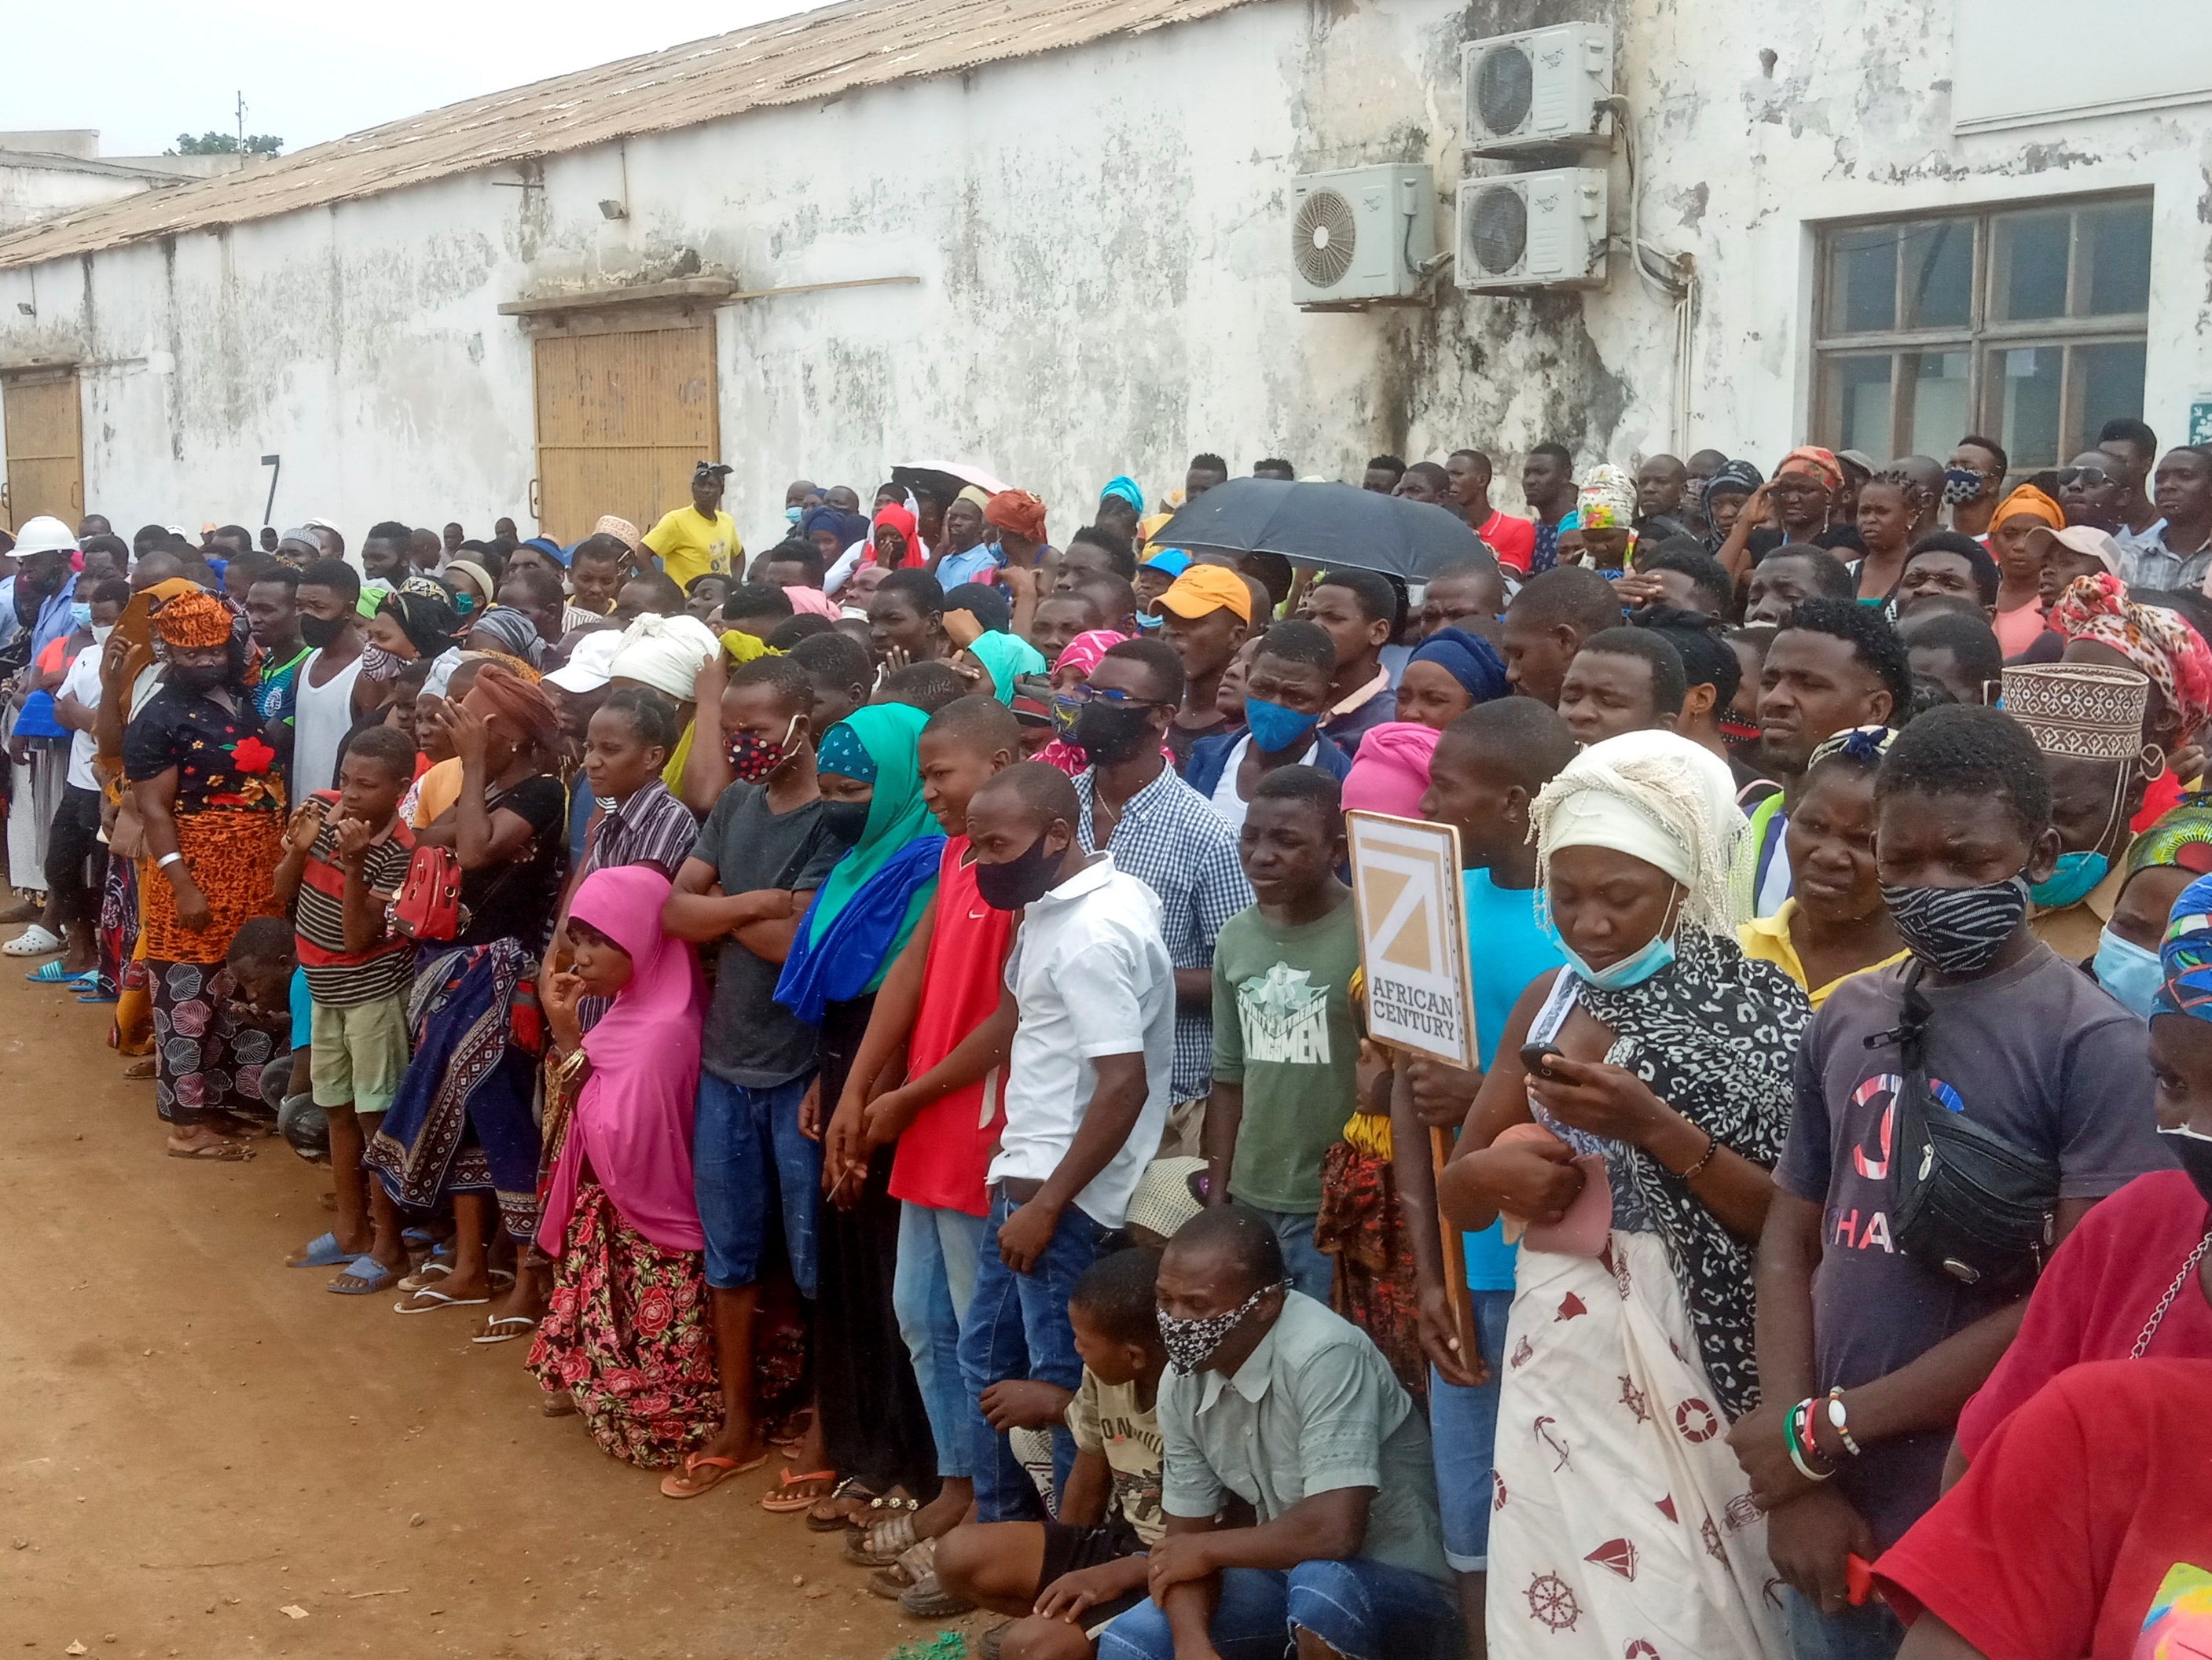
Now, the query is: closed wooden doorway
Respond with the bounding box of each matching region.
[531,322,718,545]
[2,370,83,532]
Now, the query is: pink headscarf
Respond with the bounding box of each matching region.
[1341,722,1443,818]
[784,585,840,619]
[537,866,707,1255]
[1053,628,1128,680]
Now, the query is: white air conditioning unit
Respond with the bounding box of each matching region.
[1454,169,1609,292]
[1287,165,1436,308]
[1461,24,1613,156]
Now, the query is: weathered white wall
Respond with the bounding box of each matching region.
[1,0,2206,543]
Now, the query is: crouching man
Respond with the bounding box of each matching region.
[1095,1206,1462,1660]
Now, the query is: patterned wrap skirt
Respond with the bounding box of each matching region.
[144,810,285,1124]
[1314,1139,1427,1403]
[529,1181,718,1468]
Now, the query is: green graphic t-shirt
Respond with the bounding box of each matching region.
[1211,895,1361,1213]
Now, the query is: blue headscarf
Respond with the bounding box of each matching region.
[2155,871,2212,1023]
[1408,626,1509,703]
[523,535,570,569]
[802,506,871,549]
[1100,476,1144,514]
[774,705,944,1025]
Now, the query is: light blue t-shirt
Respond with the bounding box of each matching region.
[1459,866,1566,1291]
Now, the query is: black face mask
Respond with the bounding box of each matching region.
[297,612,347,650]
[1071,703,1155,767]
[2161,1126,2212,1206]
[169,663,228,696]
[818,797,871,847]
[976,829,1065,911]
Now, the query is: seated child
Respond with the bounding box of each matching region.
[221,917,302,1136]
[937,1248,1168,1660]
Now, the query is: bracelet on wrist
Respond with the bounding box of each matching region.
[1664,1127,1719,1181]
[1784,1397,1834,1483]
[1824,1386,1862,1457]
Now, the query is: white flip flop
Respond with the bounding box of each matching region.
[2,925,63,957]
[471,1315,538,1345]
[392,1287,492,1314]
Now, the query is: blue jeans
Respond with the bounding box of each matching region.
[1248,1205,1333,1303]
[1785,1588,1906,1660]
[1427,1287,1514,1572]
[1098,1559,1462,1660]
[956,1184,1112,1520]
[693,1072,822,1295]
[894,1200,989,1479]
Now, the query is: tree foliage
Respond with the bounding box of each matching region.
[169,132,284,156]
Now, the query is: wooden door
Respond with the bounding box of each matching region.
[2,371,83,532]
[532,324,718,544]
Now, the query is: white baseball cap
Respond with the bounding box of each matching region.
[10,515,77,559]
[544,627,623,693]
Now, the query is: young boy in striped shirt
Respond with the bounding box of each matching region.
[275,725,419,1295]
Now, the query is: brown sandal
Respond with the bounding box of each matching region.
[658,1449,767,1499]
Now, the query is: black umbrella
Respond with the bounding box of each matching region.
[1148,477,1484,580]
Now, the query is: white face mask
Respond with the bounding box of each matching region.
[91,623,116,645]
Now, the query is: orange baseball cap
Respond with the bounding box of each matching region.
[1155,564,1253,623]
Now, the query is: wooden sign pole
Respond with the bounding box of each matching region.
[1389,1052,1476,1363]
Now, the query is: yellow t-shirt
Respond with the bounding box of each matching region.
[1738,899,1909,1009]
[644,508,742,587]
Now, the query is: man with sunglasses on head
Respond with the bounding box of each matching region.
[1064,637,1253,1161]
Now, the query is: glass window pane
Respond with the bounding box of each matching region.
[1989,209,2070,323]
[2080,200,2152,316]
[1825,228,1896,335]
[2078,340,2147,444]
[1904,351,1970,457]
[1987,345,2064,471]
[1901,219,1975,329]
[1823,354,1895,454]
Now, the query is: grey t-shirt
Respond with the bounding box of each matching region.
[1776,944,2167,1546]
[690,781,846,1089]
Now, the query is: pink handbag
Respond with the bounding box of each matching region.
[1492,1122,1612,1256]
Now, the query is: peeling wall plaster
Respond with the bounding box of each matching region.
[1,0,2206,541]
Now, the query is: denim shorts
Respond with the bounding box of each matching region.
[1427,1287,1513,1572]
[692,1071,821,1295]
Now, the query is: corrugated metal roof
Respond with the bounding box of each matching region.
[0,0,1253,273]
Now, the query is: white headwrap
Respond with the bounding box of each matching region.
[1531,729,1744,936]
[607,611,719,701]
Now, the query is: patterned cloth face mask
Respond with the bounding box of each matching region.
[726,714,798,784]
[1157,1279,1290,1375]
[1881,874,2030,975]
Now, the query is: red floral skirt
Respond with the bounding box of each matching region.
[1313,1141,1427,1404]
[528,1181,719,1468]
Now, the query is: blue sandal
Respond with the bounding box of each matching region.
[328,1255,400,1295]
[24,961,92,985]
[288,1231,352,1269]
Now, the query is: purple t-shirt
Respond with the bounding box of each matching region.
[1775,942,2167,1547]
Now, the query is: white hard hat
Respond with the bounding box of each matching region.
[10,516,77,559]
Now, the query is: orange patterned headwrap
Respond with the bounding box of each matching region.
[151,589,235,649]
[1992,484,2064,532]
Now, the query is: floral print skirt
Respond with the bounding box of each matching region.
[528,1181,719,1469]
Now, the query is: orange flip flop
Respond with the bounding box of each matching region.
[658,1449,767,1499]
[758,1467,837,1512]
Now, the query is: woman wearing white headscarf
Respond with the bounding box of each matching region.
[1438,730,1805,1660]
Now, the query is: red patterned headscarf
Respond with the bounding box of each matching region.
[151,589,234,649]
[2049,572,2212,742]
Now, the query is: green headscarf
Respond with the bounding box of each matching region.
[2126,791,2212,881]
[963,630,1047,703]
[807,702,941,963]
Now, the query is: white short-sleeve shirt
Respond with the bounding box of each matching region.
[992,854,1176,1227]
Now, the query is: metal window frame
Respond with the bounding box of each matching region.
[1809,188,2152,465]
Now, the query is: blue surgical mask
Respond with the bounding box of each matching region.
[71,601,93,630]
[785,505,804,524]
[1539,887,1682,991]
[453,593,478,617]
[1243,695,1319,754]
[2093,926,2162,1019]
[2030,850,2110,910]
[1135,611,1163,633]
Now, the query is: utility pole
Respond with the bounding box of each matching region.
[236,91,246,152]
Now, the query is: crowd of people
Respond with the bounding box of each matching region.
[2,413,2210,1660]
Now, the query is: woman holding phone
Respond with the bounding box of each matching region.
[1436,729,1807,1660]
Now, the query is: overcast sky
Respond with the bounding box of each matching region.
[6,0,819,160]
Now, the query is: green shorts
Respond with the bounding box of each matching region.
[309,994,410,1118]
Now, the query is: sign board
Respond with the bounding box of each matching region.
[2191,398,2212,450]
[1346,810,1478,1071]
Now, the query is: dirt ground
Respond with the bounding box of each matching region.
[0,970,984,1660]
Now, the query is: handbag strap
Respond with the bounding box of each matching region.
[1867,960,1934,1170]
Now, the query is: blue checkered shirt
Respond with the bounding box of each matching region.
[1073,762,1253,1101]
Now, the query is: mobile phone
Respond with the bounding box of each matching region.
[1518,1042,1563,1079]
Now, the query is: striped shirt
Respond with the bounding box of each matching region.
[581,778,699,880]
[292,792,416,1006]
